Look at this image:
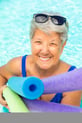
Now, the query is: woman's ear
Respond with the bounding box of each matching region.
[62,40,66,48]
[60,41,66,54]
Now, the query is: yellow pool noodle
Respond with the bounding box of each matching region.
[3,87,29,112]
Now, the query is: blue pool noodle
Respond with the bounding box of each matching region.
[7,76,44,100]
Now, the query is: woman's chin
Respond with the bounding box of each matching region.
[37,64,52,71]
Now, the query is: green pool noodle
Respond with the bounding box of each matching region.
[3,87,29,112]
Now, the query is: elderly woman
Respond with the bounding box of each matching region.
[0,11,81,109]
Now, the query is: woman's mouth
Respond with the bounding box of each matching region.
[39,56,51,61]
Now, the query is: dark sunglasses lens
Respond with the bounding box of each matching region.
[35,14,48,23]
[51,16,66,25]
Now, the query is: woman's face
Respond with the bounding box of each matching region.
[31,29,66,70]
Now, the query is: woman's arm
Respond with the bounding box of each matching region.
[61,90,82,106]
[0,56,22,107]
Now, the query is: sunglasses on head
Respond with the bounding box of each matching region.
[33,13,66,25]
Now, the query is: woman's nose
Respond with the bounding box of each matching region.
[41,43,49,54]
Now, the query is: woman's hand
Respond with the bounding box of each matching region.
[0,85,8,108]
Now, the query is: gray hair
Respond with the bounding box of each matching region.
[30,11,69,43]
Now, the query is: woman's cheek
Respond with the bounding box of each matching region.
[50,47,59,55]
[32,44,41,54]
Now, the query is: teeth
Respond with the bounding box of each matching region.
[40,57,50,61]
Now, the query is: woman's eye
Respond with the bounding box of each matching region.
[50,43,57,46]
[35,41,41,44]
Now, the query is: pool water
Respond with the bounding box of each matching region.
[0,0,82,112]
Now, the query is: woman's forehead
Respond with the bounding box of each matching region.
[31,30,61,44]
[33,29,60,38]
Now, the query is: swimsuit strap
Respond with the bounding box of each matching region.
[50,93,63,103]
[68,66,76,72]
[22,55,27,77]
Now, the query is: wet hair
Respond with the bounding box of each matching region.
[30,11,69,43]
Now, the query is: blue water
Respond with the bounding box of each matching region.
[0,0,82,112]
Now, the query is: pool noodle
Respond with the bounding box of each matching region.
[7,68,82,100]
[7,76,44,100]
[42,68,82,94]
[22,98,82,112]
[4,68,82,112]
[3,87,29,112]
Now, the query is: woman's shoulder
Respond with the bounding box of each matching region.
[5,56,23,76]
[60,60,71,72]
[61,61,76,72]
[7,56,22,67]
[0,56,23,79]
[7,55,33,77]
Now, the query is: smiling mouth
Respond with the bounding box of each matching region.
[39,56,51,61]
